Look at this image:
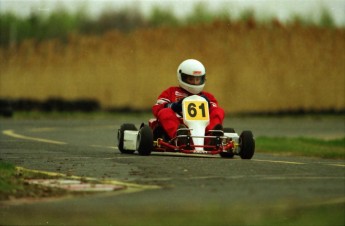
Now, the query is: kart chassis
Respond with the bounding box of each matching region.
[118,95,255,159]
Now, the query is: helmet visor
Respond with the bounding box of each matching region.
[181,73,206,86]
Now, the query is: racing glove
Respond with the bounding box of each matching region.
[165,99,183,113]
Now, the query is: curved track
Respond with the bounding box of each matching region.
[0,117,344,225]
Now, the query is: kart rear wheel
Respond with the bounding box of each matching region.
[118,123,137,154]
[239,130,255,159]
[136,124,153,156]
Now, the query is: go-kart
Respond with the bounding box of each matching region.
[117,95,255,159]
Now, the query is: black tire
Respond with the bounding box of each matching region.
[239,130,255,159]
[136,124,153,156]
[118,123,137,154]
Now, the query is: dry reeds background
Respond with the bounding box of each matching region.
[0,21,344,113]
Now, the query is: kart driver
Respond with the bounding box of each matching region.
[152,59,225,141]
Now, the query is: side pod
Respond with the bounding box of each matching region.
[123,130,139,151]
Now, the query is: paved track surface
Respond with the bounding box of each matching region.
[0,116,344,225]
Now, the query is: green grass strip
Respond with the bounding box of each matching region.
[256,136,345,159]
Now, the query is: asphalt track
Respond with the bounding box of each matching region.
[0,116,344,225]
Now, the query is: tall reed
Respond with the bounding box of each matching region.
[1,21,344,113]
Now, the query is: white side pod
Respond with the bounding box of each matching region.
[123,130,139,151]
[224,132,239,143]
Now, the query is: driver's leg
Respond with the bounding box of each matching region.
[206,107,225,133]
[157,108,181,139]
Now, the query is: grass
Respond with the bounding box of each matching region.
[256,136,345,159]
[0,162,17,195]
[0,162,68,201]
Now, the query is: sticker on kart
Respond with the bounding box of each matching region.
[183,100,209,121]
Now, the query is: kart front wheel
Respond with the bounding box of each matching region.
[118,123,137,154]
[136,124,153,156]
[239,130,255,159]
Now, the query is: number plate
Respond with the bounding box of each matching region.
[183,100,209,121]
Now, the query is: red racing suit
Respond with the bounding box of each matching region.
[152,86,225,139]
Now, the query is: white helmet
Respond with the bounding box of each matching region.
[177,59,206,94]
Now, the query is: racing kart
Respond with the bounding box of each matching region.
[117,95,255,159]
